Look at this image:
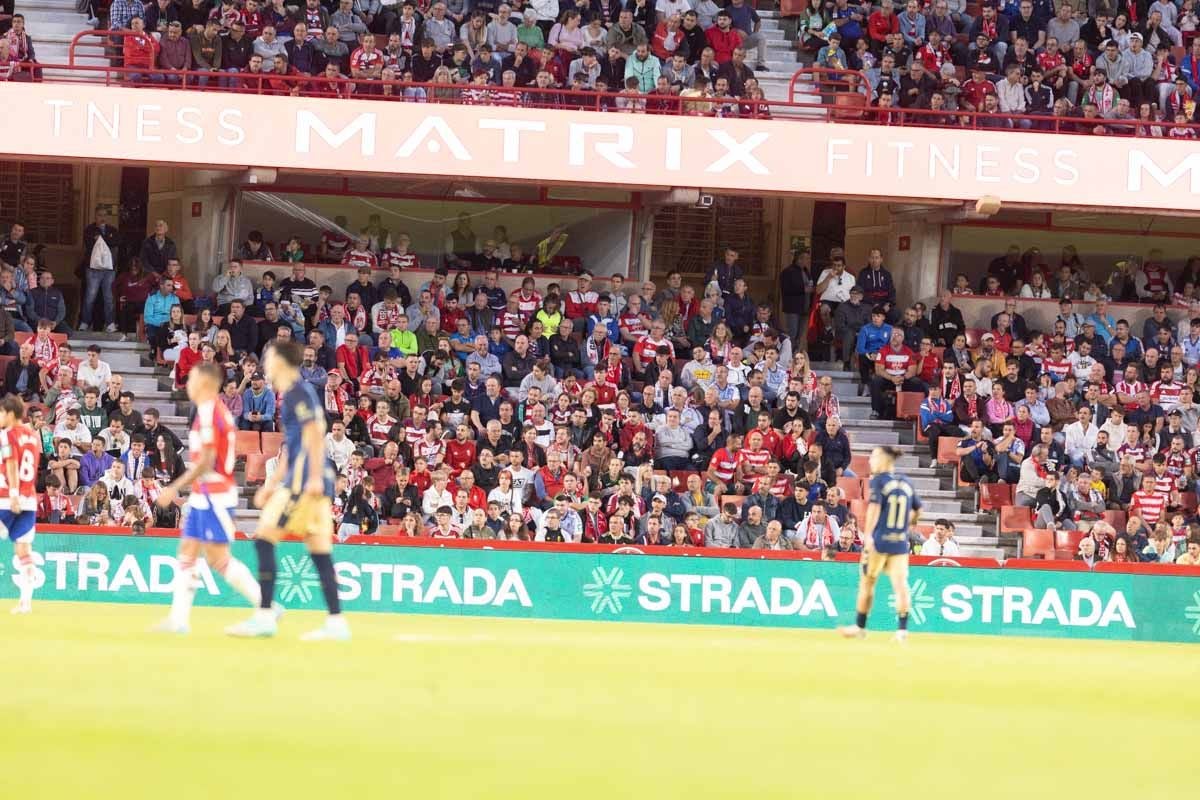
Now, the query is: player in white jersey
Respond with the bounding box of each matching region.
[152,363,279,633]
[0,395,42,614]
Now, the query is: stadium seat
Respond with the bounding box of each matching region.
[260,431,284,458]
[0,354,13,380]
[936,437,960,466]
[183,314,197,327]
[234,430,261,457]
[895,391,923,421]
[979,483,1012,512]
[849,454,870,476]
[243,453,268,485]
[999,505,1032,535]
[1183,493,1199,513]
[723,495,747,512]
[836,476,862,500]
[965,328,985,349]
[1102,510,1126,530]
[848,498,866,524]
[1055,530,1086,560]
[1021,528,1055,559]
[14,331,31,346]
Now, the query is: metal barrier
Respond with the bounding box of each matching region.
[18,39,1200,139]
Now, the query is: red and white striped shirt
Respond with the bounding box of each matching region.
[1043,359,1071,382]
[515,290,542,320]
[737,447,771,475]
[1151,380,1183,410]
[366,415,395,449]
[1116,380,1147,410]
[500,311,525,341]
[342,248,379,271]
[1130,489,1168,526]
[708,448,739,483]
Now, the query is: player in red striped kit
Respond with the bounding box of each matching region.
[0,395,42,614]
[152,364,276,634]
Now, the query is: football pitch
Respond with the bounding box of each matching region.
[3,602,1194,800]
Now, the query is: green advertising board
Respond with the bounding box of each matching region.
[4,533,1200,643]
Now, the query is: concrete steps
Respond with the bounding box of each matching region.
[17,0,95,80]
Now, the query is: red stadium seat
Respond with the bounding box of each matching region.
[234,430,261,457]
[243,454,268,485]
[14,331,31,346]
[999,505,1032,535]
[836,476,862,500]
[965,328,985,349]
[1102,510,1126,530]
[895,391,923,421]
[848,499,866,525]
[260,431,284,458]
[849,454,870,476]
[936,437,960,466]
[1054,530,1086,560]
[978,483,1012,512]
[1021,528,1055,559]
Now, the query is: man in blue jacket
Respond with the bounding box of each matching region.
[854,306,892,394]
[919,383,959,460]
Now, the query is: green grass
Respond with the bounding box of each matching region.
[2,602,1195,800]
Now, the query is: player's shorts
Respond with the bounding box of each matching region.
[182,492,237,544]
[0,510,36,544]
[862,550,909,581]
[260,489,332,538]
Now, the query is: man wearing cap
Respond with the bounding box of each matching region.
[960,59,998,112]
[968,3,1009,65]
[1121,32,1155,106]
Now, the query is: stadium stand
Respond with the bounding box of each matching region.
[2,0,1199,133]
[2,0,1200,570]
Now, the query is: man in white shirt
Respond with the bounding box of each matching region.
[996,63,1030,127]
[421,470,456,521]
[922,519,961,556]
[1067,339,1098,382]
[53,408,93,454]
[325,419,357,474]
[815,252,856,307]
[1062,406,1099,468]
[76,345,113,391]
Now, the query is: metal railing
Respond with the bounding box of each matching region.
[2,32,1191,140]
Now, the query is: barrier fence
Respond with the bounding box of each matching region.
[8,530,1200,643]
[6,47,1199,139]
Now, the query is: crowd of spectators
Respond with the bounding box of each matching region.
[95,0,779,114]
[2,207,937,554]
[803,0,1200,131]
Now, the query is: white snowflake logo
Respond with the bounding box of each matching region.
[582,566,633,614]
[1185,591,1200,637]
[889,578,936,625]
[276,555,321,605]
